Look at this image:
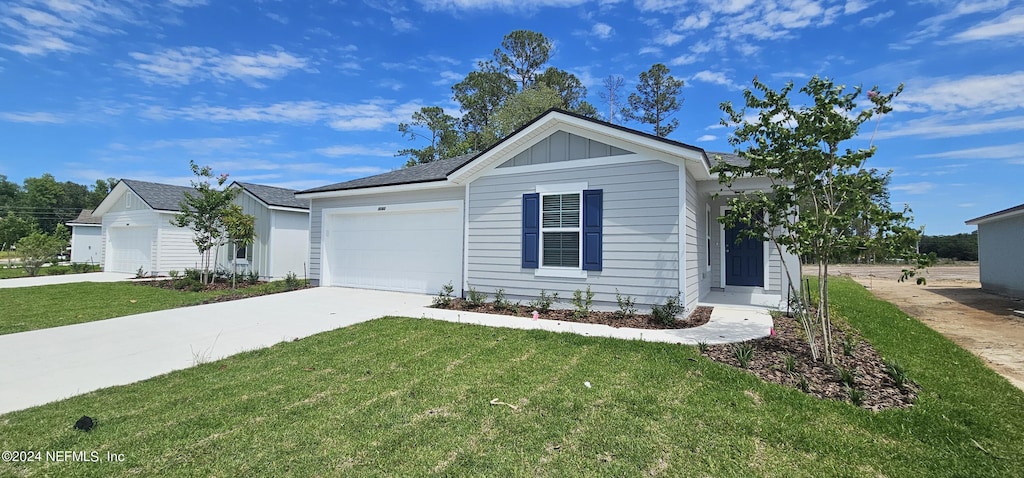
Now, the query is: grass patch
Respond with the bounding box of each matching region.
[0,281,305,335]
[0,264,102,279]
[0,277,1023,476]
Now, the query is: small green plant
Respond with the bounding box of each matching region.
[188,280,205,292]
[783,354,797,374]
[884,359,909,390]
[847,386,865,406]
[244,269,260,285]
[466,287,486,308]
[571,286,594,319]
[492,288,512,311]
[797,375,810,392]
[837,366,857,388]
[69,262,98,273]
[135,266,147,279]
[842,337,857,356]
[169,270,180,280]
[284,271,301,290]
[651,292,682,326]
[696,341,708,353]
[183,268,202,282]
[732,342,754,368]
[433,282,456,308]
[615,289,637,319]
[528,290,558,313]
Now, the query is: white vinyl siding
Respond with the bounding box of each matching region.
[467,159,679,310]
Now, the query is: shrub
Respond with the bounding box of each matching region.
[615,289,637,319]
[135,266,147,279]
[433,282,456,308]
[528,290,558,313]
[493,288,511,311]
[189,280,205,292]
[571,286,594,319]
[284,271,301,290]
[244,269,260,285]
[651,292,683,326]
[837,366,857,388]
[45,267,69,275]
[168,270,180,280]
[842,337,857,356]
[783,354,797,374]
[884,359,909,390]
[16,229,67,277]
[847,386,865,406]
[466,287,486,308]
[70,263,98,274]
[797,375,810,392]
[183,268,202,282]
[732,342,754,368]
[696,341,708,353]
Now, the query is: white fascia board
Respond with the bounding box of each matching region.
[266,205,309,213]
[66,222,101,227]
[966,206,1024,225]
[295,180,455,200]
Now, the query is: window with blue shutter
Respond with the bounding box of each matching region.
[582,189,603,271]
[522,193,539,268]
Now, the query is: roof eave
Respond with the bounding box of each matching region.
[296,178,456,199]
[966,204,1024,225]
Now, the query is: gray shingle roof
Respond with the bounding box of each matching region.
[966,203,1024,225]
[236,182,308,210]
[121,179,194,212]
[67,209,101,225]
[298,153,476,194]
[708,151,749,167]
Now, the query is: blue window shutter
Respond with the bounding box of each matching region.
[582,189,603,271]
[522,193,540,268]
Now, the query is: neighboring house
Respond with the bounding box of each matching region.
[216,182,310,279]
[92,179,201,275]
[966,203,1024,299]
[66,209,102,265]
[297,110,800,312]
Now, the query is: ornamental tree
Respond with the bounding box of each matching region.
[714,76,928,364]
[172,161,250,284]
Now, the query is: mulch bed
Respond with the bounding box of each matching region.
[133,278,311,303]
[702,313,918,411]
[435,300,714,330]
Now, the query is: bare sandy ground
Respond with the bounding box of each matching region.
[824,264,1024,391]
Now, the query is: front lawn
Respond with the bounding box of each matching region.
[0,264,102,279]
[1,277,1022,476]
[0,281,306,336]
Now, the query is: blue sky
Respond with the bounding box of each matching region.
[1,0,1021,235]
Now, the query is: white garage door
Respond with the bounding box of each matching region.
[324,201,462,294]
[106,227,153,273]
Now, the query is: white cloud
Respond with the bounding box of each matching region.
[696,134,717,141]
[899,0,1010,46]
[896,72,1024,115]
[860,9,894,26]
[0,111,65,123]
[638,46,661,55]
[654,30,684,46]
[591,22,613,39]
[142,99,424,131]
[950,8,1024,42]
[124,47,310,87]
[391,16,415,32]
[315,145,396,157]
[669,53,699,66]
[875,115,1024,139]
[916,142,1024,160]
[689,70,741,90]
[844,0,871,14]
[416,0,588,12]
[890,182,936,195]
[676,11,712,30]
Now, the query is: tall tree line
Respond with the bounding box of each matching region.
[0,174,115,250]
[397,30,685,166]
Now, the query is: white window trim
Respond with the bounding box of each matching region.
[534,182,588,279]
[706,204,712,272]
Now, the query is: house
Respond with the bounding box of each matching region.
[216,182,310,279]
[296,109,800,312]
[66,209,102,265]
[966,203,1024,299]
[92,179,202,275]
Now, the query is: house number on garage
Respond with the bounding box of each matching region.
[378,207,386,211]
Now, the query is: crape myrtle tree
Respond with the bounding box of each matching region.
[222,203,256,289]
[713,76,928,364]
[172,161,254,285]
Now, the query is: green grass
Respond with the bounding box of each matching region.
[1,277,1023,476]
[0,281,306,335]
[0,264,102,279]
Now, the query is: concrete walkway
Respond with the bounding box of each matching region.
[0,272,134,288]
[0,287,772,415]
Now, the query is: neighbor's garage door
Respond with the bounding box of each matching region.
[106,227,153,273]
[323,201,462,294]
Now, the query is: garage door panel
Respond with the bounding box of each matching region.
[107,227,152,273]
[325,206,462,294]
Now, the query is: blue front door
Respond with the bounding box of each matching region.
[725,223,764,287]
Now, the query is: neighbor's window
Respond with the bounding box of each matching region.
[541,193,581,268]
[706,205,712,270]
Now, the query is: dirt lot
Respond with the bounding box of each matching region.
[824,263,1024,390]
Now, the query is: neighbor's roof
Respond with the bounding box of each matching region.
[121,179,194,212]
[299,153,476,194]
[708,152,749,167]
[66,208,101,226]
[236,182,309,210]
[966,203,1024,225]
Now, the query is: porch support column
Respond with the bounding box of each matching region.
[678,163,686,308]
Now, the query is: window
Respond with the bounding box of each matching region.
[541,193,581,267]
[523,188,602,273]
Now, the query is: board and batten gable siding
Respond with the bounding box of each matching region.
[308,187,465,285]
[225,192,273,277]
[977,214,1024,299]
[467,159,680,310]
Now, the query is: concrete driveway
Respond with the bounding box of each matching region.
[0,272,134,288]
[0,287,771,415]
[0,287,433,414]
